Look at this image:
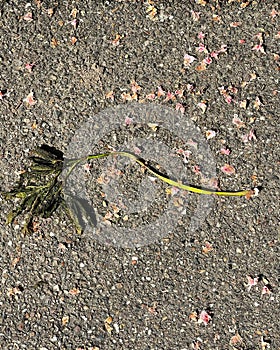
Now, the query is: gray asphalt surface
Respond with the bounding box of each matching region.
[0,1,279,349]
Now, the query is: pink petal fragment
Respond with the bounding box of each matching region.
[157,86,165,97]
[23,12,33,21]
[252,44,266,54]
[197,101,207,113]
[203,56,212,65]
[198,31,205,40]
[145,93,156,100]
[23,91,37,106]
[198,310,211,326]
[184,54,196,66]
[191,10,200,21]
[205,129,216,140]
[220,148,231,155]
[196,42,208,53]
[175,103,185,114]
[247,275,258,291]
[232,115,245,128]
[221,164,235,175]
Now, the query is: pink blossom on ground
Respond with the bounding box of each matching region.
[246,275,258,291]
[220,148,231,155]
[261,285,272,296]
[196,42,208,53]
[164,91,176,102]
[23,12,33,21]
[186,83,194,91]
[276,31,280,39]
[239,39,246,44]
[131,81,141,93]
[157,86,165,97]
[175,103,185,114]
[252,44,266,54]
[270,9,278,18]
[125,116,133,125]
[191,10,200,21]
[176,148,191,163]
[23,91,37,106]
[184,54,196,66]
[145,93,156,100]
[25,62,35,72]
[192,165,201,174]
[197,101,207,113]
[242,129,257,143]
[83,163,92,173]
[224,95,232,104]
[230,22,242,27]
[203,57,212,65]
[232,115,245,128]
[133,147,142,155]
[218,44,227,53]
[205,130,216,140]
[210,51,219,59]
[221,164,235,175]
[175,89,184,98]
[198,310,211,325]
[197,31,205,40]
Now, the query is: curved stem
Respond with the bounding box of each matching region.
[85,151,252,197]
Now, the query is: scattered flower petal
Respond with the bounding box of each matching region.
[232,115,245,128]
[203,56,212,65]
[184,53,196,66]
[230,22,242,27]
[262,285,272,296]
[175,103,185,114]
[71,36,77,45]
[198,310,211,326]
[145,92,156,100]
[270,9,278,18]
[157,86,165,97]
[202,242,213,254]
[125,116,133,125]
[175,89,184,98]
[195,61,207,71]
[196,42,208,53]
[23,12,33,21]
[191,10,200,21]
[246,275,258,291]
[25,62,35,72]
[221,164,235,175]
[164,91,176,102]
[252,44,266,54]
[205,129,216,140]
[220,148,231,155]
[112,34,121,46]
[230,333,243,346]
[197,31,205,40]
[131,81,141,93]
[23,91,37,106]
[197,101,207,113]
[210,51,219,59]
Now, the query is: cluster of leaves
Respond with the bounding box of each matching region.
[1,145,97,235]
[2,145,64,234]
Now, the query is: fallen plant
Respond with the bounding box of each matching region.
[1,144,258,234]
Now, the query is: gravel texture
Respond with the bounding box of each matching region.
[0,1,279,349]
